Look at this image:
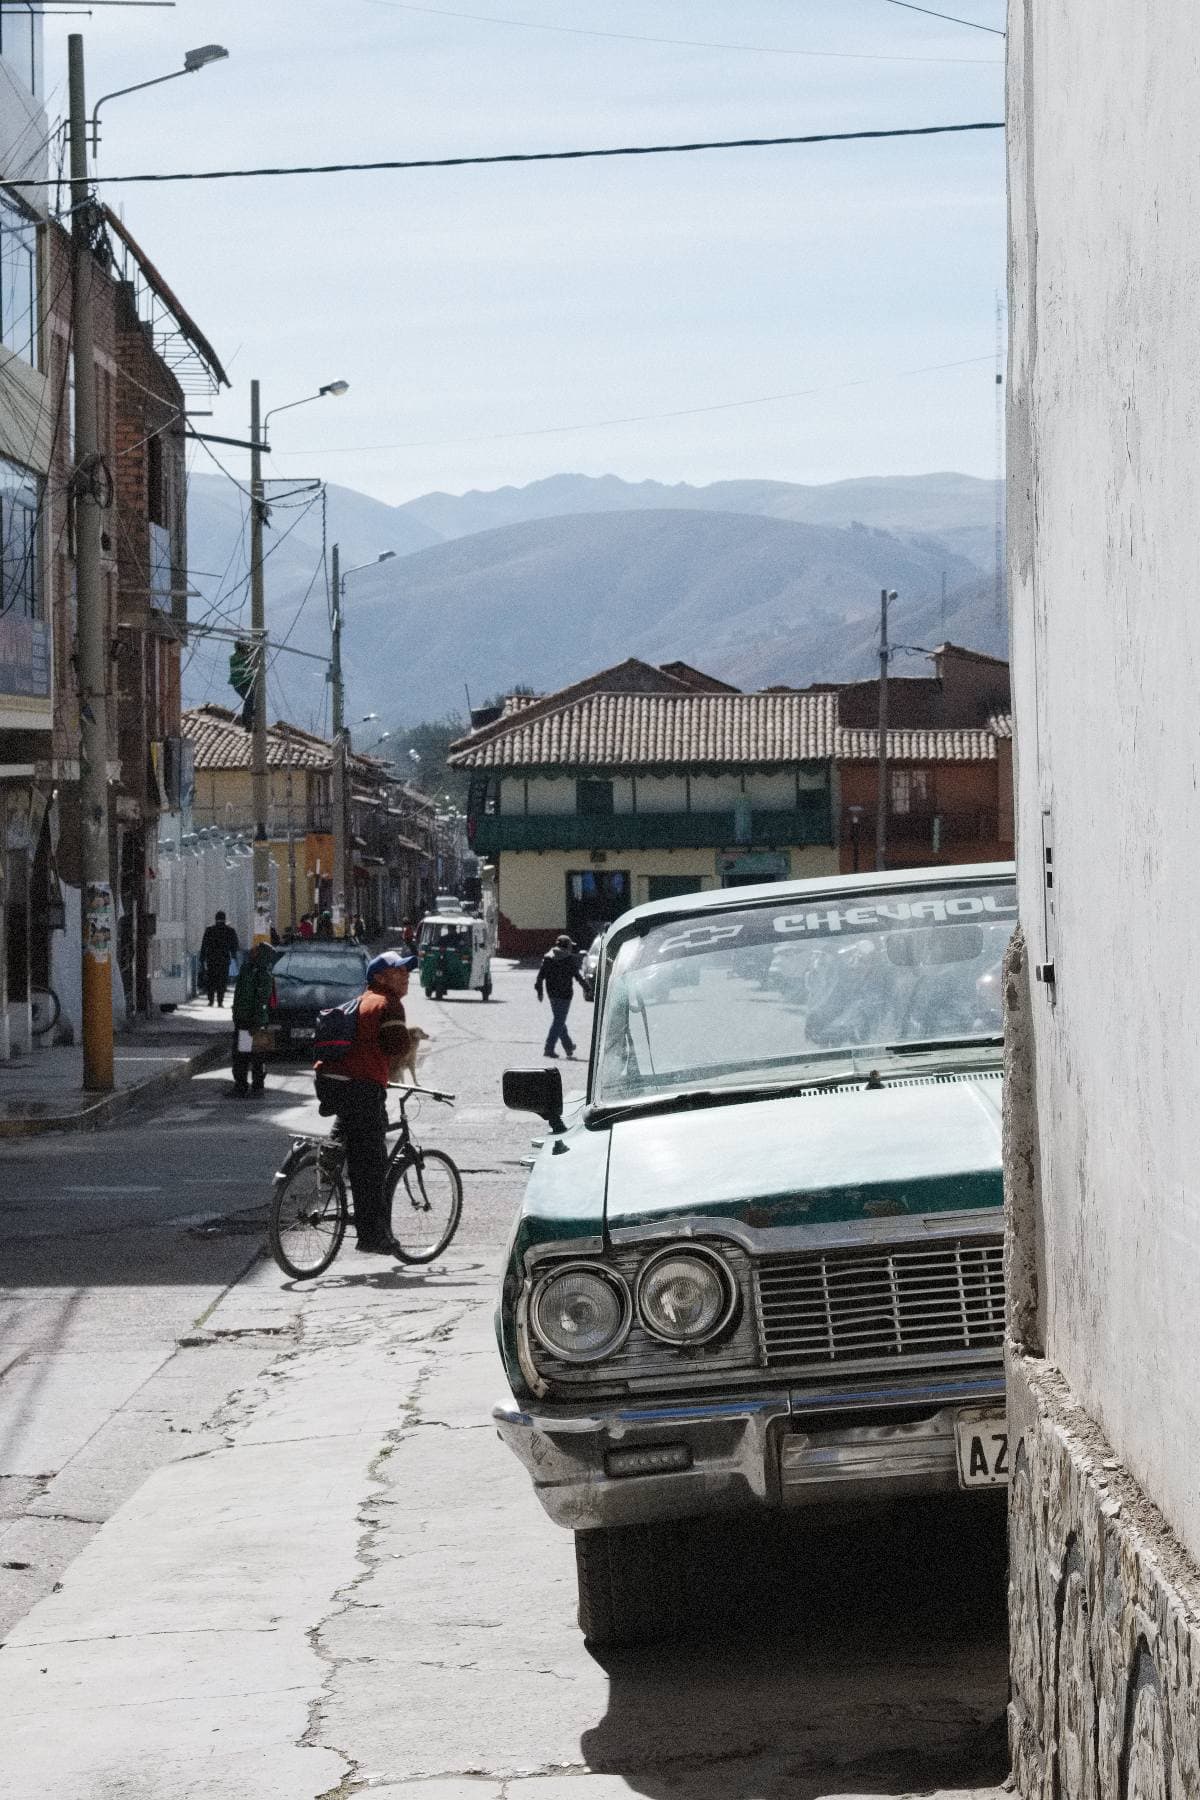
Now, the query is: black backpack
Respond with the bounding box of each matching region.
[312,996,362,1067]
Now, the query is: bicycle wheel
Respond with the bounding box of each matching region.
[269,1151,348,1279]
[30,988,60,1037]
[386,1147,462,1263]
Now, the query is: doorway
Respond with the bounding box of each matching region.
[565,869,630,946]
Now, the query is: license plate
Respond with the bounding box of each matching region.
[293,1028,315,1040]
[955,1412,1009,1488]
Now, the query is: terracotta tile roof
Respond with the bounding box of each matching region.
[836,726,999,762]
[449,690,837,771]
[988,712,1013,739]
[183,705,332,771]
[183,705,400,778]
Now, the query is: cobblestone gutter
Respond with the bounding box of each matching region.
[1008,1356,1200,1800]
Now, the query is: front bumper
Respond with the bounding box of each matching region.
[494,1370,1004,1531]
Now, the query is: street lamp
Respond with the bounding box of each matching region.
[263,381,349,434]
[91,45,229,152]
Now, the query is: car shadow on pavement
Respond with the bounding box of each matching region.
[579,1494,1010,1799]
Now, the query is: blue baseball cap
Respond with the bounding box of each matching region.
[367,949,417,980]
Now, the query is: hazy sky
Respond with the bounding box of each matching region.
[45,0,1006,506]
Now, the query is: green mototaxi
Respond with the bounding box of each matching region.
[495,862,1015,1645]
[418,911,493,1001]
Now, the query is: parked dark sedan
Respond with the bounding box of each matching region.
[270,943,369,1049]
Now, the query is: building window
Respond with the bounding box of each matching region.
[0,455,40,619]
[647,875,702,902]
[0,192,37,364]
[890,768,931,816]
[577,777,614,816]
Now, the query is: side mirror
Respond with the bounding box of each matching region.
[503,1066,564,1129]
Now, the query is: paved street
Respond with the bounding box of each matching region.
[0,958,1008,1797]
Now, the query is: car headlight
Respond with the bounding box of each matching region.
[636,1246,737,1346]
[530,1263,631,1363]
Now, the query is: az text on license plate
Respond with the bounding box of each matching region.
[955,1413,1009,1488]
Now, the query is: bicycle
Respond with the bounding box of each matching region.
[268,1085,463,1280]
[30,988,60,1038]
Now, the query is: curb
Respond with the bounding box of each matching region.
[0,1036,229,1139]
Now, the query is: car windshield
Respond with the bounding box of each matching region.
[420,922,469,949]
[595,878,1015,1103]
[274,952,365,986]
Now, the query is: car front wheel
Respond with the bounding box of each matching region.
[574,1522,684,1647]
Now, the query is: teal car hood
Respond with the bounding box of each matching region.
[603,1072,1002,1232]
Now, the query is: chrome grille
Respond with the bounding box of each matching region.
[754,1235,1005,1369]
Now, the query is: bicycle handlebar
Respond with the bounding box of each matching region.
[387,1083,455,1105]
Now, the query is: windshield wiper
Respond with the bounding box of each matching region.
[587,1069,864,1127]
[887,1034,1004,1055]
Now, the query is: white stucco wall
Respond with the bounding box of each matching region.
[1008,0,1200,1560]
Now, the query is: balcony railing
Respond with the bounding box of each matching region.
[471,804,833,855]
[848,807,1001,848]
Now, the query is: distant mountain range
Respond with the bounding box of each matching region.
[186,471,1005,728]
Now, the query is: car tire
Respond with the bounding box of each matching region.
[574,1522,685,1647]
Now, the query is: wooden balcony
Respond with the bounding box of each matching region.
[471,803,833,855]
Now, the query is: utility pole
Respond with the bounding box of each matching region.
[875,588,896,873]
[248,379,271,943]
[69,35,114,1091]
[330,542,347,937]
[285,746,297,932]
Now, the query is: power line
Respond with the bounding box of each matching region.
[368,0,1002,64]
[879,1,1004,36]
[274,353,995,456]
[3,120,1005,188]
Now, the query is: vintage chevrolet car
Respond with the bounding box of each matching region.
[497,863,1014,1644]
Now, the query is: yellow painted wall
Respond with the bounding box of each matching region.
[498,843,840,933]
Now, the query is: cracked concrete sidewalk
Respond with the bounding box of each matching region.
[0,1255,504,1797]
[0,1251,1007,1798]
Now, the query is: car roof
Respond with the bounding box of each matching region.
[277,941,367,955]
[614,859,1016,934]
[422,912,476,924]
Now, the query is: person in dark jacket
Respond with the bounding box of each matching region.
[198,911,239,1007]
[535,933,587,1059]
[229,942,276,1097]
[314,949,417,1252]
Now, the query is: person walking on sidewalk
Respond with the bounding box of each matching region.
[199,910,239,1007]
[313,949,417,1253]
[535,933,587,1059]
[229,942,277,1098]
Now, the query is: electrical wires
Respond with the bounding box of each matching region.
[880,2,1004,34]
[4,121,1005,190]
[367,1,1003,64]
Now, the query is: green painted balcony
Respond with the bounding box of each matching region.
[470,804,833,855]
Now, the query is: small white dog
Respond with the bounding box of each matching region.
[393,1024,430,1086]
